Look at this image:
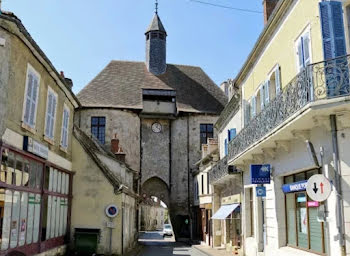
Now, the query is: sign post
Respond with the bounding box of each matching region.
[306,174,332,202]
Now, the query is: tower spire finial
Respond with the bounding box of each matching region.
[155,0,158,14]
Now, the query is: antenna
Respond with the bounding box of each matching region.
[155,0,158,14]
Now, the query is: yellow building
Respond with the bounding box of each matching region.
[215,0,350,256]
[0,10,79,255]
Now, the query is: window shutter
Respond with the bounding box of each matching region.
[61,109,69,148]
[224,139,228,156]
[265,80,270,105]
[303,33,311,66]
[24,73,33,124]
[275,65,281,95]
[230,129,236,140]
[260,85,265,111]
[251,96,256,118]
[45,93,53,137]
[244,101,251,126]
[29,77,39,127]
[50,95,57,138]
[320,1,346,59]
[297,39,305,71]
[228,129,231,142]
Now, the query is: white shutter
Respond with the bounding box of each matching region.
[260,85,265,111]
[297,38,304,71]
[61,108,70,148]
[45,93,53,137]
[275,65,281,95]
[265,80,270,105]
[303,33,311,66]
[50,95,57,139]
[251,96,256,118]
[29,76,39,127]
[24,73,34,125]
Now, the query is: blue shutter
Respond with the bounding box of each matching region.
[230,129,236,141]
[320,1,346,59]
[224,139,228,156]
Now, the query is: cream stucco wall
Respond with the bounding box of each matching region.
[242,0,324,102]
[71,136,136,255]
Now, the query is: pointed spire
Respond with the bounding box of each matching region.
[145,13,167,35]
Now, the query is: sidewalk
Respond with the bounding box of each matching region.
[192,244,240,256]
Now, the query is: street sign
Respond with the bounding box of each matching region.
[256,186,266,197]
[282,180,307,193]
[250,164,271,184]
[306,174,332,202]
[105,204,119,218]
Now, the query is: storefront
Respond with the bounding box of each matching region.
[283,169,327,255]
[212,194,241,252]
[0,142,73,255]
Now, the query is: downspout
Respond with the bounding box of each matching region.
[330,114,346,255]
[122,193,125,256]
[169,120,172,192]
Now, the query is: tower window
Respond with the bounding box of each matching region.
[91,117,106,145]
[159,33,165,40]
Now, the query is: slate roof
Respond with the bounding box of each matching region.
[146,14,167,34]
[78,61,227,114]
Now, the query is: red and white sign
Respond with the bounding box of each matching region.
[306,174,332,202]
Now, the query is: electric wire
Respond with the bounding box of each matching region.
[189,0,262,14]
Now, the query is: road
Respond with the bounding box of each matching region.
[138,231,207,256]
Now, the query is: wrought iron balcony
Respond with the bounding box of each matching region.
[228,55,350,162]
[209,156,241,184]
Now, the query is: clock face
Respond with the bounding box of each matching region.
[152,122,162,133]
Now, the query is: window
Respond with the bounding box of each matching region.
[44,88,57,140]
[22,65,40,129]
[207,173,210,195]
[250,97,256,119]
[244,100,251,126]
[284,170,326,254]
[228,129,236,142]
[247,187,254,237]
[268,65,281,100]
[60,105,70,149]
[200,124,213,146]
[201,175,204,195]
[296,28,311,72]
[91,117,106,145]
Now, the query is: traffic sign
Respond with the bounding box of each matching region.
[105,204,119,218]
[306,174,332,202]
[256,186,266,197]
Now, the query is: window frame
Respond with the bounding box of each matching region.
[22,64,41,131]
[44,87,58,142]
[200,124,214,147]
[91,117,106,145]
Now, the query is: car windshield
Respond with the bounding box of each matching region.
[164,225,171,229]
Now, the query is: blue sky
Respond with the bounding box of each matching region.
[2,0,263,93]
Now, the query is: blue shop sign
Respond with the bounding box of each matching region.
[282,180,308,193]
[256,186,266,197]
[250,164,271,184]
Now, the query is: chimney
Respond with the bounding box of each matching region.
[111,134,126,162]
[64,78,73,89]
[263,0,279,25]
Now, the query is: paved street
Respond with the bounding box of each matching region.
[138,232,207,256]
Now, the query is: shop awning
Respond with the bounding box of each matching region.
[211,203,240,220]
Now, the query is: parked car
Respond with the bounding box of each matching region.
[163,224,173,237]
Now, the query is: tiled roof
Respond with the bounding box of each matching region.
[78,61,227,114]
[146,14,167,34]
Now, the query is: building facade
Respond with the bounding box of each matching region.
[0,11,79,255]
[211,0,350,256]
[75,11,227,240]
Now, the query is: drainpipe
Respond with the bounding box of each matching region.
[122,194,125,256]
[330,115,346,255]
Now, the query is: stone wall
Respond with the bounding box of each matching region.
[0,27,10,139]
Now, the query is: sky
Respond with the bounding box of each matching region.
[2,0,264,94]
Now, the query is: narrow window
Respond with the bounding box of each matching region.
[60,106,70,149]
[23,65,40,129]
[200,124,214,146]
[44,88,57,140]
[91,117,106,145]
[249,188,254,237]
[201,175,204,195]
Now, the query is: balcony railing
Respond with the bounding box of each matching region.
[228,55,350,162]
[209,156,228,184]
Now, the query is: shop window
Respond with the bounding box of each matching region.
[284,170,326,254]
[91,117,106,145]
[200,124,214,146]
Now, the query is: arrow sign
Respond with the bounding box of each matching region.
[306,174,332,202]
